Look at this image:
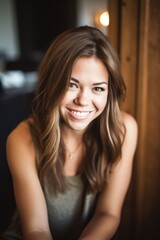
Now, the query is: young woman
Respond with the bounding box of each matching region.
[2,26,138,240]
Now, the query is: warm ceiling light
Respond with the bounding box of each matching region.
[95,10,110,28]
[100,11,109,27]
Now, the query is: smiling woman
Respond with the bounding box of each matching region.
[2,26,138,240]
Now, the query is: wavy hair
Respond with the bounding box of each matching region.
[32,26,126,193]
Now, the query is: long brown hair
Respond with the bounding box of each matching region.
[32,26,126,193]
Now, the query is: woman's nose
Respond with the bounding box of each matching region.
[74,89,89,106]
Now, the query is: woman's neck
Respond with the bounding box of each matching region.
[61,125,84,144]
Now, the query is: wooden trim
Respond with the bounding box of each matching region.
[135,0,150,228]
[108,0,121,53]
[119,0,139,114]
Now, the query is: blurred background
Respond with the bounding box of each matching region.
[0,0,160,239]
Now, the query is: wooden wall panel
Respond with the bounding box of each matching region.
[120,0,139,115]
[136,0,160,238]
[109,0,160,239]
[108,0,121,53]
[108,1,139,239]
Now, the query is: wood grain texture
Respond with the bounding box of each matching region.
[108,0,160,239]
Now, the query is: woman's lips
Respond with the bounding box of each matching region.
[67,108,91,119]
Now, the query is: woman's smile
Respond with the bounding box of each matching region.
[67,108,91,119]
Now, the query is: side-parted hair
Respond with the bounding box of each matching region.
[32,25,126,193]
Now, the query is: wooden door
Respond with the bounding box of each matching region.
[108,0,160,239]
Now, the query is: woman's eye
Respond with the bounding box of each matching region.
[69,82,78,89]
[93,87,105,92]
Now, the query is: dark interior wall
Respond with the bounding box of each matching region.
[0,0,77,235]
[0,92,34,235]
[14,0,76,56]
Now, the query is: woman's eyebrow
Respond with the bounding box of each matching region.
[70,77,79,83]
[71,77,108,85]
[93,82,108,86]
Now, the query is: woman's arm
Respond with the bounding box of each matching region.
[6,121,53,240]
[79,112,138,240]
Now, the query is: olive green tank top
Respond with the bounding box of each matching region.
[44,174,98,240]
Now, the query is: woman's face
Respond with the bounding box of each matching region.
[60,57,109,133]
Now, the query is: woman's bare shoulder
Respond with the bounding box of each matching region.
[7,118,33,145]
[121,111,138,133]
[120,111,138,155]
[6,118,36,169]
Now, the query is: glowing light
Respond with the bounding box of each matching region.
[100,11,109,27]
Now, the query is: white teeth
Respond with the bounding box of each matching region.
[71,111,89,117]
